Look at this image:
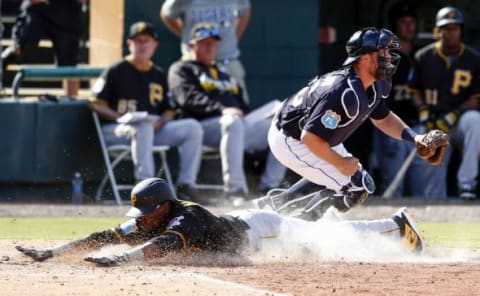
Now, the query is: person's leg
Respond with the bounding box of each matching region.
[268,121,350,191]
[244,118,286,191]
[103,121,155,180]
[50,18,81,97]
[4,4,47,59]
[263,121,372,219]
[454,110,480,197]
[201,115,248,193]
[153,119,203,186]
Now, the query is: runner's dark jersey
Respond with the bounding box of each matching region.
[88,200,248,254]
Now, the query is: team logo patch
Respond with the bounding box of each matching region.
[167,216,184,228]
[321,110,341,129]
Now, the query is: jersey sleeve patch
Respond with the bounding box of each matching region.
[321,109,341,129]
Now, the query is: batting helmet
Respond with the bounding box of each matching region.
[342,27,400,67]
[435,6,463,28]
[126,178,176,217]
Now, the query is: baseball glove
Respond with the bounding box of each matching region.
[415,129,449,165]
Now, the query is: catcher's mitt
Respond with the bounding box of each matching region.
[415,129,449,165]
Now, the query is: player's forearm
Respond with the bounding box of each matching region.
[236,8,251,40]
[90,103,121,122]
[371,112,410,141]
[160,12,182,37]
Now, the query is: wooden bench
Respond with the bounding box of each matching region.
[11,65,104,98]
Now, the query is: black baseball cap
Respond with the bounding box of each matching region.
[128,21,158,40]
[189,22,221,43]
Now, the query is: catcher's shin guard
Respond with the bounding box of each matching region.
[292,189,370,221]
[252,178,324,210]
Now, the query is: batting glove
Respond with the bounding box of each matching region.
[84,253,129,266]
[16,245,53,261]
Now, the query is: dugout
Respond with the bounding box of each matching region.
[0,0,478,200]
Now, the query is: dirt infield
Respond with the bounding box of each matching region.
[1,200,480,295]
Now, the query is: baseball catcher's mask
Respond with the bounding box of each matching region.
[126,178,176,218]
[342,27,401,79]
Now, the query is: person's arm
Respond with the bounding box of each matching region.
[370,111,410,141]
[89,101,121,122]
[300,130,359,176]
[16,227,123,262]
[236,7,251,40]
[160,3,183,37]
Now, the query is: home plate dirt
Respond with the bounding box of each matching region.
[1,202,480,295]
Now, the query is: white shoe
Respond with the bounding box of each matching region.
[392,207,424,253]
[251,188,286,210]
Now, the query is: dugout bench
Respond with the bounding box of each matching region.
[10,65,104,99]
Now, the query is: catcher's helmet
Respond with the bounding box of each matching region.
[435,6,463,28]
[126,178,176,217]
[342,27,400,67]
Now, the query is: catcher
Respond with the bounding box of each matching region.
[16,178,424,266]
[252,27,449,220]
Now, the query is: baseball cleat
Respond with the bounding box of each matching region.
[251,189,286,210]
[392,207,424,253]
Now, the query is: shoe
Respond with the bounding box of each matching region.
[392,207,424,253]
[459,189,476,200]
[252,188,286,210]
[176,184,202,202]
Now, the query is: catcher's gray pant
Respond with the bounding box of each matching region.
[201,114,286,193]
[419,110,480,197]
[268,120,354,191]
[227,209,400,252]
[101,118,203,184]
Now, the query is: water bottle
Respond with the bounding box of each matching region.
[71,172,84,204]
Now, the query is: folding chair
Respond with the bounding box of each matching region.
[195,146,224,190]
[92,111,175,205]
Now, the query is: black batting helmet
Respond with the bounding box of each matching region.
[342,27,400,66]
[126,178,176,217]
[435,6,463,28]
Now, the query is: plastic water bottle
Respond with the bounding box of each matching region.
[71,172,84,204]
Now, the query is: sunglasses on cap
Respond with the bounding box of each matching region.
[190,25,221,42]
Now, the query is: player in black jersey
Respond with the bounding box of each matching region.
[90,21,204,201]
[15,178,424,266]
[253,27,442,220]
[408,7,480,199]
[374,1,424,197]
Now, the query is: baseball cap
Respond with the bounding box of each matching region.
[125,178,175,217]
[128,21,158,40]
[189,22,221,43]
